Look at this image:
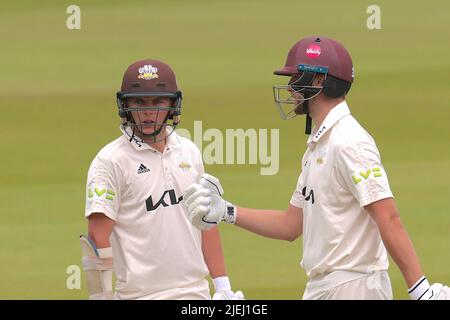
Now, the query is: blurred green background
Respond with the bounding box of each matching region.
[1,0,449,299]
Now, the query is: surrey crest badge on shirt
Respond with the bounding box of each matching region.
[179,161,192,171]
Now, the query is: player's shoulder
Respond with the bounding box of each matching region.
[172,131,200,153]
[91,136,129,166]
[331,114,377,151]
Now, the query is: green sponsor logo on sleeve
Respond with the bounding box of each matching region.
[94,188,106,197]
[372,167,382,177]
[352,167,383,184]
[89,187,116,201]
[352,175,362,184]
[106,189,115,200]
[359,169,371,179]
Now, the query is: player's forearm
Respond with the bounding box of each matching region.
[88,213,115,248]
[88,231,111,248]
[235,207,302,241]
[377,214,423,288]
[202,227,227,278]
[82,213,115,300]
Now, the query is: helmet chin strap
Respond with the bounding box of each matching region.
[305,113,312,135]
[302,94,312,135]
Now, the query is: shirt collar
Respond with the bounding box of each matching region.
[120,125,181,152]
[306,100,351,146]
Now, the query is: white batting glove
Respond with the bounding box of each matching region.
[212,290,245,300]
[212,276,245,300]
[408,276,450,300]
[184,174,237,231]
[183,183,216,230]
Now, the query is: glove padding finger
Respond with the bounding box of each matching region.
[212,289,245,300]
[185,188,211,208]
[187,196,211,218]
[184,183,204,205]
[439,285,450,300]
[233,290,245,300]
[418,283,450,300]
[431,283,450,300]
[199,174,224,196]
[191,205,217,230]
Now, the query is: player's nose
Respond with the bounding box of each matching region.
[142,108,157,115]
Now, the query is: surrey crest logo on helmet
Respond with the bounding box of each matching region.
[138,65,159,80]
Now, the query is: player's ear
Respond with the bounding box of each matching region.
[313,74,325,86]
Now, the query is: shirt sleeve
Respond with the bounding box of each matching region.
[336,140,394,207]
[85,156,122,221]
[290,172,304,209]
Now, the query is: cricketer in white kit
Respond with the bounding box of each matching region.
[183,36,450,300]
[289,100,393,299]
[80,59,244,300]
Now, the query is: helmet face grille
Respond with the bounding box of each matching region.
[116,92,182,143]
[272,70,324,120]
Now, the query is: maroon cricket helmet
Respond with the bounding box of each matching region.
[116,59,183,141]
[274,36,354,83]
[120,59,180,95]
[272,36,354,135]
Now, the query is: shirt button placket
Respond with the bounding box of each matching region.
[162,150,173,188]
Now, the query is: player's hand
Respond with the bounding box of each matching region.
[211,276,245,300]
[418,283,450,300]
[198,173,237,225]
[408,276,450,300]
[184,174,236,231]
[212,289,245,300]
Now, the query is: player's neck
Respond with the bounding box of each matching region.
[309,97,344,128]
[139,132,168,153]
[146,136,167,153]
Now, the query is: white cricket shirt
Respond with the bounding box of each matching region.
[290,101,393,290]
[85,128,209,299]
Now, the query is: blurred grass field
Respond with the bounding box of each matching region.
[1,0,449,299]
